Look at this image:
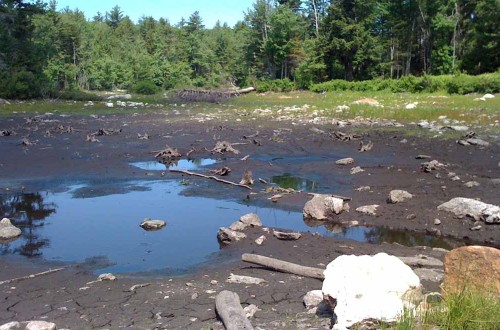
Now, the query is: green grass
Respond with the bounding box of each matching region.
[393,290,500,330]
[1,90,499,129]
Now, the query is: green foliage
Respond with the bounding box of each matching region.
[423,290,500,330]
[132,80,160,95]
[256,79,295,93]
[311,72,500,95]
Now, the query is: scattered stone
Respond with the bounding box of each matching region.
[421,160,445,172]
[105,102,114,108]
[322,253,422,329]
[254,235,266,245]
[217,227,247,246]
[273,230,301,241]
[0,322,21,330]
[25,321,56,330]
[470,224,482,231]
[405,103,417,109]
[464,181,480,188]
[98,273,117,281]
[0,218,22,242]
[483,93,495,99]
[243,304,260,318]
[303,194,350,221]
[415,154,431,159]
[350,166,364,174]
[355,186,370,192]
[303,290,323,309]
[465,138,490,147]
[426,228,442,237]
[400,138,408,144]
[449,125,469,131]
[434,219,441,225]
[442,246,500,295]
[388,190,413,203]
[355,205,379,216]
[226,274,266,285]
[336,157,354,165]
[437,197,500,223]
[406,214,416,220]
[398,255,444,268]
[107,94,132,100]
[413,268,444,282]
[140,218,166,231]
[230,213,262,231]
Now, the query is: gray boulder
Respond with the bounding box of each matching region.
[140,218,166,231]
[25,321,56,330]
[437,197,500,224]
[217,227,246,246]
[230,213,262,231]
[0,322,21,330]
[0,218,22,242]
[388,190,413,203]
[303,194,349,221]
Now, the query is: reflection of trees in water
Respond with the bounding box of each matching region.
[271,174,318,191]
[0,193,57,257]
[364,227,452,249]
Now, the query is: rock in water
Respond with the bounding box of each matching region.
[437,197,500,224]
[0,218,22,242]
[217,227,247,246]
[322,253,422,329]
[388,190,413,203]
[303,194,349,221]
[441,246,500,296]
[25,321,57,330]
[140,218,166,231]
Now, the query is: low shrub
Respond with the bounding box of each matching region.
[132,80,160,95]
[256,79,296,93]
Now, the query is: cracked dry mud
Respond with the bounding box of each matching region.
[0,107,499,329]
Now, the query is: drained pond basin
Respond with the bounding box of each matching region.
[0,173,453,275]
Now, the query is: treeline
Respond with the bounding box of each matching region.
[0,0,499,98]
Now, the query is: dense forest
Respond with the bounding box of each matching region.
[1,0,499,98]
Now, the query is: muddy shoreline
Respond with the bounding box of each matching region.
[1,109,499,328]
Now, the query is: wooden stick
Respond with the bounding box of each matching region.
[216,290,254,330]
[170,169,252,190]
[0,267,65,285]
[242,253,325,280]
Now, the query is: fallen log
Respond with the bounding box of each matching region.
[215,290,254,330]
[170,169,252,190]
[0,267,65,285]
[241,253,325,280]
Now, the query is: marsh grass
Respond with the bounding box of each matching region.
[393,289,500,330]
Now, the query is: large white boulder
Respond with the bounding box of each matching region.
[437,197,500,223]
[322,253,422,329]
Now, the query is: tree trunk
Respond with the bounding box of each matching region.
[215,291,254,330]
[241,253,325,280]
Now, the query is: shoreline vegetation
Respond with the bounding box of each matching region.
[1,0,498,100]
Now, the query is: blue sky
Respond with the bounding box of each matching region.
[55,0,255,27]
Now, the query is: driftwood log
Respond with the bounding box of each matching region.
[170,169,252,190]
[241,253,325,280]
[216,290,254,330]
[176,87,256,103]
[0,267,65,285]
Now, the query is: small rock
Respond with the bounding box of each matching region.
[25,321,56,330]
[434,219,441,225]
[466,138,489,147]
[226,274,266,285]
[406,214,417,220]
[355,205,379,216]
[426,228,442,237]
[273,230,301,240]
[400,138,408,144]
[352,98,381,106]
[483,93,495,99]
[98,273,117,281]
[388,190,413,203]
[255,235,266,245]
[191,293,198,300]
[464,181,480,188]
[140,218,166,231]
[350,166,364,174]
[336,157,354,165]
[243,304,260,318]
[303,290,324,309]
[470,225,482,231]
[0,218,22,242]
[217,227,247,246]
[0,322,21,330]
[355,186,371,192]
[303,194,349,220]
[240,213,262,227]
[105,102,114,108]
[415,155,431,159]
[405,103,417,109]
